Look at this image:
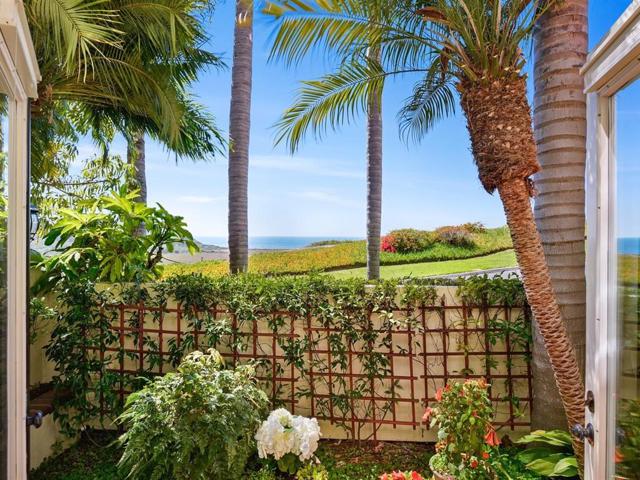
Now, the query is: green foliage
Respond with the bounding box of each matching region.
[296,463,329,480]
[165,226,513,277]
[617,399,640,478]
[117,349,269,480]
[515,430,578,478]
[45,273,528,439]
[264,0,552,149]
[436,226,475,247]
[34,190,198,291]
[428,380,498,479]
[488,449,543,480]
[385,229,437,253]
[29,296,56,344]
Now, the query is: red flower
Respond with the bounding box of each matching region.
[381,235,397,253]
[391,471,406,480]
[445,384,451,392]
[411,472,423,480]
[435,388,443,402]
[482,451,490,460]
[484,427,500,447]
[470,458,479,469]
[615,449,625,463]
[422,407,433,423]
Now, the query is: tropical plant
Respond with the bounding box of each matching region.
[531,0,588,430]
[117,349,269,480]
[26,0,225,198]
[515,430,578,478]
[33,190,197,292]
[263,0,585,463]
[228,0,254,274]
[425,380,499,479]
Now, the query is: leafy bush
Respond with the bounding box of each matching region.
[296,463,329,480]
[515,430,578,478]
[436,226,475,247]
[383,229,437,254]
[461,222,487,234]
[617,399,640,478]
[426,380,498,479]
[117,349,269,480]
[34,189,197,292]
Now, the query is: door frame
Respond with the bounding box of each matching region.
[583,2,640,478]
[0,1,39,478]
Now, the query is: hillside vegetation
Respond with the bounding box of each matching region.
[164,226,513,278]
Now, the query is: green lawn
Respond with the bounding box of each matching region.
[329,249,517,279]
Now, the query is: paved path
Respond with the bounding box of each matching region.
[427,267,521,280]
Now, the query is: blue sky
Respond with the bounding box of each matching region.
[93,1,633,239]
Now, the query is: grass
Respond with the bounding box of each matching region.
[30,432,433,480]
[329,249,517,279]
[165,226,513,277]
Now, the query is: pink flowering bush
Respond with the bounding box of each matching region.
[425,379,500,479]
[379,471,424,480]
[381,234,397,253]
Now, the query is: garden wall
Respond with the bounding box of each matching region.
[29,275,533,466]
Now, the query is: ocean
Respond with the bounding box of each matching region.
[619,238,640,255]
[196,236,361,250]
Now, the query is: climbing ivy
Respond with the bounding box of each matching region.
[45,273,529,438]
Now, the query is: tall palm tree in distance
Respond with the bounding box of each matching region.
[228,0,254,273]
[265,0,585,466]
[533,0,588,431]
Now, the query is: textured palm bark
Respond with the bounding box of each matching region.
[366,81,383,280]
[460,78,585,466]
[228,0,253,274]
[532,0,588,431]
[128,131,147,236]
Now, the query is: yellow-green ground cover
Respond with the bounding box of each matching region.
[165,227,513,277]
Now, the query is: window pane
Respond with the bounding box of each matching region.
[614,78,640,479]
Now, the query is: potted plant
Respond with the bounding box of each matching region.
[424,379,500,479]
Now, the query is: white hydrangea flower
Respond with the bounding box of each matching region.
[255,409,322,462]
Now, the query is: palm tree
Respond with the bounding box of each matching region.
[26,0,225,189]
[228,0,253,274]
[366,61,383,280]
[265,0,585,464]
[532,0,588,431]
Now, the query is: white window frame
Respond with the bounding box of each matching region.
[582,2,640,478]
[0,1,39,478]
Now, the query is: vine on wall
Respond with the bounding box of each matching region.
[43,273,531,439]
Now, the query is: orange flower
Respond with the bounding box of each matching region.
[484,427,500,447]
[422,407,433,423]
[435,388,443,402]
[478,378,487,388]
[411,472,423,480]
[615,448,625,463]
[482,451,490,460]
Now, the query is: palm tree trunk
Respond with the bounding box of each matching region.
[459,77,585,465]
[366,73,383,281]
[228,0,253,274]
[128,131,147,236]
[532,0,588,431]
[128,132,147,206]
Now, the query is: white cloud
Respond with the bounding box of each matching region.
[177,195,223,204]
[251,154,364,179]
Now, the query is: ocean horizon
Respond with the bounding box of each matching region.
[196,236,361,250]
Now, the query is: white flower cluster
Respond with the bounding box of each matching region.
[255,408,321,462]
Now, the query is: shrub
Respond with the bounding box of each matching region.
[436,226,475,247]
[425,380,498,480]
[461,222,486,234]
[117,349,269,480]
[381,235,397,253]
[296,463,329,480]
[386,229,437,253]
